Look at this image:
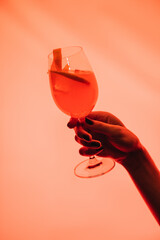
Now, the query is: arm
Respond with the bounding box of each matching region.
[120,146,160,225]
[67,111,160,224]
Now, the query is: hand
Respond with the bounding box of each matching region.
[68,111,160,224]
[67,111,141,163]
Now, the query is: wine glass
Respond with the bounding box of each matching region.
[48,46,115,178]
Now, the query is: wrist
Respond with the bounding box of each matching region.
[119,144,148,172]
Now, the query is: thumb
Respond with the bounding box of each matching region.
[85,117,123,137]
[67,117,78,128]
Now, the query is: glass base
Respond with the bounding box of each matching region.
[74,156,115,178]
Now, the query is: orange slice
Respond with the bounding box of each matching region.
[63,63,70,72]
[52,48,62,71]
[51,71,90,85]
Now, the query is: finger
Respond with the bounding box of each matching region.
[96,144,126,160]
[67,117,78,128]
[75,125,92,141]
[85,117,124,137]
[79,146,103,156]
[75,135,101,148]
[86,111,125,127]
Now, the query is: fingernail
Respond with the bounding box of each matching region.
[67,122,72,128]
[85,117,93,125]
[82,135,90,141]
[92,142,101,147]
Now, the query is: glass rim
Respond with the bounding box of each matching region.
[48,46,83,59]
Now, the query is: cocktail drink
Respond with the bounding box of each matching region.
[48,46,115,178]
[49,70,98,118]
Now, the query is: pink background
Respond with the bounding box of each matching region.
[0,0,160,239]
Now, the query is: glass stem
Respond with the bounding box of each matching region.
[88,156,102,169]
